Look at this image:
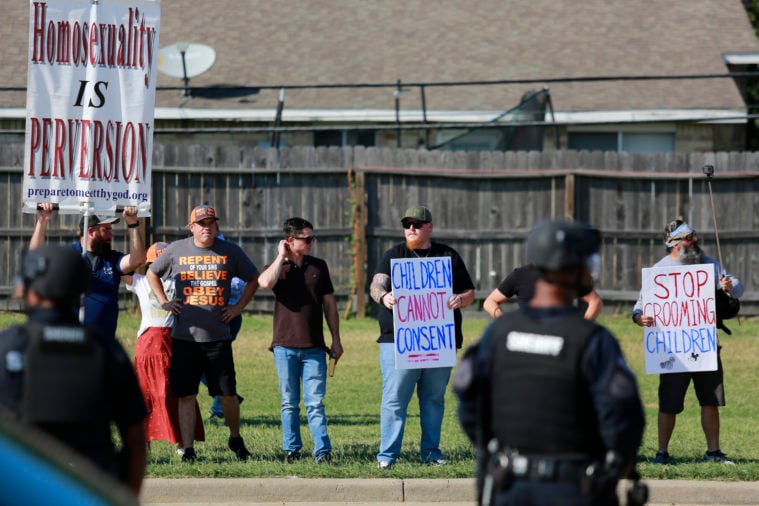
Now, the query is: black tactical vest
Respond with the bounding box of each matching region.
[21,322,106,425]
[489,311,605,457]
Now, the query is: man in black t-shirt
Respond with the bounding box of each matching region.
[483,264,603,320]
[370,205,475,469]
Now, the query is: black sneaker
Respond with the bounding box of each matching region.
[316,452,334,465]
[228,436,251,461]
[652,450,669,465]
[181,447,197,462]
[285,450,301,464]
[704,449,734,464]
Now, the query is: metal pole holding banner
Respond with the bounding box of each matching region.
[702,165,724,276]
[79,206,92,324]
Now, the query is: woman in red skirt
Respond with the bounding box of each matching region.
[126,242,204,453]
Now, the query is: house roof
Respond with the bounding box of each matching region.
[2,0,759,123]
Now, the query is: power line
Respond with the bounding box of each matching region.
[2,71,759,94]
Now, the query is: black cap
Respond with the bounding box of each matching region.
[22,246,90,303]
[79,215,120,234]
[525,219,600,271]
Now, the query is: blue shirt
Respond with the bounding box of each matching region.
[71,242,125,339]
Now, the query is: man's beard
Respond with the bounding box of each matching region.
[406,237,428,250]
[90,235,112,256]
[678,244,705,264]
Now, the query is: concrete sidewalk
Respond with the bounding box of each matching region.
[141,477,759,505]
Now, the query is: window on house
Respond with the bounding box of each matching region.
[313,130,376,147]
[567,131,674,152]
[314,130,343,147]
[622,133,675,153]
[567,132,617,151]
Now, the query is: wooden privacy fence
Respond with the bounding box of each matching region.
[1,144,758,315]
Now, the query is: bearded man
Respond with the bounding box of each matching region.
[30,202,146,339]
[369,206,475,469]
[632,218,743,465]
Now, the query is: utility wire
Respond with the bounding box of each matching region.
[2,71,759,94]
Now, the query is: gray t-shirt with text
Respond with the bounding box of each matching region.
[149,237,258,342]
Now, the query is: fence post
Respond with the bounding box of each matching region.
[345,168,367,318]
[564,172,575,219]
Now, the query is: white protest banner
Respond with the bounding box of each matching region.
[391,256,456,369]
[641,263,718,374]
[23,0,160,216]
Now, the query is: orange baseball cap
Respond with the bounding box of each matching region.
[146,242,168,263]
[189,205,219,225]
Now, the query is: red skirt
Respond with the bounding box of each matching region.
[134,327,205,444]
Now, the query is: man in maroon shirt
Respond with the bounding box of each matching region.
[258,217,343,464]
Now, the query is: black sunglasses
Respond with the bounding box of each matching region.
[293,235,315,244]
[402,219,428,229]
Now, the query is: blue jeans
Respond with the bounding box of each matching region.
[377,342,451,463]
[273,346,332,460]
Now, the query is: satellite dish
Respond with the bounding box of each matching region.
[157,42,216,96]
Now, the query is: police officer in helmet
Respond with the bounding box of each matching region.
[0,246,147,495]
[454,219,645,506]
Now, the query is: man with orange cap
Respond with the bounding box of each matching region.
[148,205,259,462]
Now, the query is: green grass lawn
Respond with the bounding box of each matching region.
[4,310,758,480]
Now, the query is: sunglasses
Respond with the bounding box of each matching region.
[680,233,695,242]
[293,235,315,244]
[402,220,428,229]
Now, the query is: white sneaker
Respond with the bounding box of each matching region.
[378,460,393,470]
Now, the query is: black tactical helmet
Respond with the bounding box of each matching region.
[22,246,90,303]
[525,219,601,271]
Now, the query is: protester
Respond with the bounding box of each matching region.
[455,219,645,505]
[483,264,604,320]
[257,217,343,464]
[632,218,743,465]
[124,242,204,452]
[30,203,147,338]
[370,206,475,469]
[147,205,259,462]
[0,246,147,494]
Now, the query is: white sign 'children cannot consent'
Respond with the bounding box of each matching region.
[391,257,456,369]
[641,264,718,374]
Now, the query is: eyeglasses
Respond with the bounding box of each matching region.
[402,220,428,229]
[681,233,695,242]
[293,235,315,244]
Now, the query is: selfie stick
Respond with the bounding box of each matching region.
[702,165,724,276]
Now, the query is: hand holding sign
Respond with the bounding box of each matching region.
[447,294,463,310]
